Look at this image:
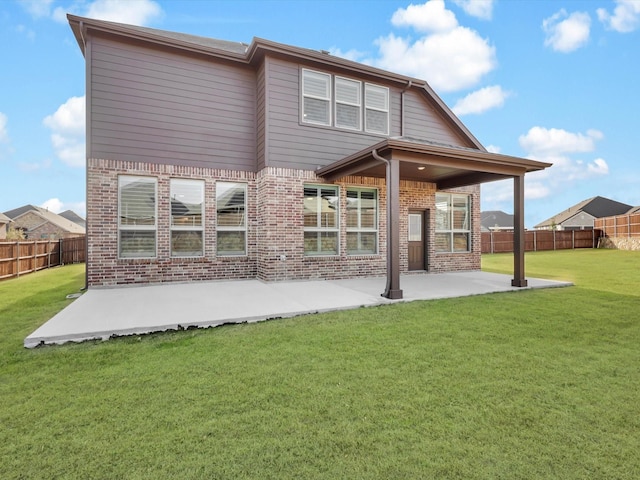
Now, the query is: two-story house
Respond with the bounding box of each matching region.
[68,14,549,299]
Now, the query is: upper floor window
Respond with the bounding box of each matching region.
[435,193,471,253]
[301,69,389,136]
[118,175,156,258]
[170,179,204,257]
[365,84,389,135]
[335,77,361,130]
[302,69,331,126]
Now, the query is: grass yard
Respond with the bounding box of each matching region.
[1,250,639,479]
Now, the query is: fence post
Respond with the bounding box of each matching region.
[629,215,631,238]
[572,230,575,249]
[490,231,494,254]
[16,242,20,277]
[553,230,556,251]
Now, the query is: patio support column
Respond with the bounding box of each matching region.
[375,151,402,299]
[512,173,528,287]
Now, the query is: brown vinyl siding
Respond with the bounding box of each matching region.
[89,36,256,170]
[265,57,398,170]
[264,57,471,170]
[256,60,266,171]
[403,90,469,146]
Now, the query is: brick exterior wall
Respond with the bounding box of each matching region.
[12,212,84,240]
[87,159,481,287]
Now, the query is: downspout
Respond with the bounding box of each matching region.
[400,80,413,138]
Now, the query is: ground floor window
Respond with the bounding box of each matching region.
[118,175,157,258]
[304,185,339,255]
[435,193,471,253]
[170,179,204,257]
[216,182,247,255]
[346,188,378,254]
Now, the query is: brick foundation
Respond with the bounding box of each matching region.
[87,159,481,287]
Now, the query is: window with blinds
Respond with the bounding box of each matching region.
[303,185,339,255]
[335,77,361,130]
[346,188,378,255]
[118,175,157,258]
[170,179,204,257]
[435,193,471,253]
[302,69,331,126]
[301,69,390,135]
[216,182,247,256]
[365,83,389,135]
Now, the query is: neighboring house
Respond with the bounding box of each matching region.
[0,212,11,239]
[59,210,86,229]
[3,205,86,240]
[481,211,514,232]
[68,15,550,297]
[534,196,632,231]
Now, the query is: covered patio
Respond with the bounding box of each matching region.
[317,137,551,299]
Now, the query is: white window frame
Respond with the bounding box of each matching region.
[346,188,378,255]
[334,76,362,131]
[301,69,331,126]
[435,193,471,253]
[303,184,340,256]
[216,181,247,256]
[364,83,389,135]
[118,175,157,259]
[170,178,205,257]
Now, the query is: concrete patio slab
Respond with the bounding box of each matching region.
[24,272,572,348]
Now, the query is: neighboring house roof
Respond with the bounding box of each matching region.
[626,206,640,214]
[59,210,86,228]
[535,196,633,228]
[0,212,12,225]
[67,14,484,152]
[6,205,86,235]
[3,204,39,219]
[481,211,513,231]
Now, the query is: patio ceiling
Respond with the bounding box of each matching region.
[317,137,551,188]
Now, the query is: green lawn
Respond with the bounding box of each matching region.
[1,251,639,479]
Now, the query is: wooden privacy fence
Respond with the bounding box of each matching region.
[594,213,640,238]
[0,236,85,281]
[482,230,601,254]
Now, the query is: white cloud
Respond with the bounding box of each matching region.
[40,198,65,213]
[43,95,86,168]
[53,0,163,25]
[18,0,54,17]
[597,0,640,33]
[515,126,609,201]
[0,112,8,143]
[518,126,602,156]
[452,0,495,20]
[452,85,511,116]
[375,27,496,92]
[391,0,459,32]
[588,158,609,175]
[543,9,591,53]
[18,158,53,173]
[328,47,366,62]
[485,144,501,153]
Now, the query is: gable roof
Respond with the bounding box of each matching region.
[481,211,514,231]
[7,205,86,234]
[67,14,484,150]
[0,212,11,225]
[535,196,633,228]
[3,204,39,219]
[59,210,86,228]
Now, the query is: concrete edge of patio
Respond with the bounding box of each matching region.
[24,272,573,348]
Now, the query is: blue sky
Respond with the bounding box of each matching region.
[1,0,639,228]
